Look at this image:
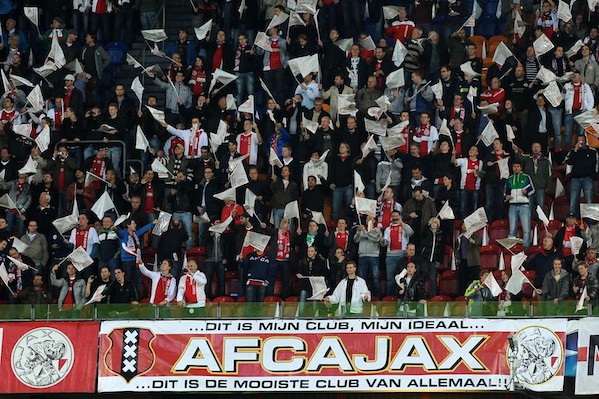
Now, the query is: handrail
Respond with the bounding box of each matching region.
[0,301,594,322]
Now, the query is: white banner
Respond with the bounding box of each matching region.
[575,318,599,394]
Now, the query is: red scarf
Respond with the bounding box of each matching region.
[75,227,90,250]
[154,275,172,304]
[276,229,291,261]
[389,223,404,251]
[380,200,395,229]
[145,183,154,213]
[188,128,204,157]
[183,275,198,303]
[335,230,349,251]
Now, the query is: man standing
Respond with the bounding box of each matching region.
[517,142,551,221]
[483,138,509,222]
[381,211,414,296]
[162,118,208,159]
[325,261,371,316]
[21,220,49,273]
[505,160,535,248]
[103,266,139,304]
[566,136,598,217]
[354,214,383,298]
[176,259,207,310]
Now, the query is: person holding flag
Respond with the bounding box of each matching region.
[396,261,427,314]
[50,262,85,310]
[237,119,263,165]
[535,258,571,315]
[0,171,31,237]
[139,259,177,306]
[465,269,495,316]
[117,217,157,297]
[161,118,208,159]
[572,261,599,310]
[325,261,371,316]
[241,247,276,315]
[381,211,414,296]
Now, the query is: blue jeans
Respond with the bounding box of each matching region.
[570,177,594,217]
[6,211,25,237]
[298,289,319,316]
[358,256,380,298]
[548,107,563,149]
[272,208,284,229]
[485,182,505,222]
[140,12,157,30]
[245,284,266,316]
[332,185,353,220]
[108,147,122,175]
[235,72,254,104]
[509,203,531,248]
[385,253,405,296]
[564,110,583,149]
[205,260,225,299]
[173,211,194,249]
[461,189,479,220]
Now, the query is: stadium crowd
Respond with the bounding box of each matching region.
[0,0,598,316]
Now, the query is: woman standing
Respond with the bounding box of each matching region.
[297,246,327,317]
[420,217,446,297]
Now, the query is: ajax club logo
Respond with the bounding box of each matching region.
[105,327,156,382]
[11,328,75,388]
[507,326,563,385]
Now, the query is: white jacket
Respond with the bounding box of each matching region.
[139,263,177,304]
[564,81,594,114]
[177,271,208,307]
[327,276,370,315]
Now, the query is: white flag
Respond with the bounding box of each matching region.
[334,38,353,53]
[259,78,276,101]
[131,76,144,103]
[10,74,34,87]
[245,189,256,209]
[0,193,16,210]
[478,103,499,115]
[65,59,84,75]
[269,147,283,168]
[510,252,528,271]
[533,33,555,58]
[67,246,95,271]
[18,156,37,175]
[11,237,28,253]
[506,124,515,142]
[505,267,530,295]
[310,210,326,226]
[307,276,329,300]
[354,171,365,193]
[295,0,317,14]
[463,207,488,237]
[555,178,565,198]
[135,125,150,151]
[214,187,236,201]
[571,236,584,256]
[566,39,584,59]
[85,284,107,306]
[382,6,401,20]
[533,225,538,245]
[543,81,563,107]
[230,163,249,188]
[53,197,79,234]
[514,12,526,37]
[141,29,168,42]
[242,231,271,252]
[580,204,599,221]
[438,201,455,220]
[359,35,376,51]
[460,61,481,77]
[385,68,405,89]
[288,11,306,27]
[391,39,408,67]
[34,125,50,152]
[0,262,12,294]
[535,66,557,84]
[537,205,550,227]
[238,95,254,115]
[462,13,476,29]
[557,0,573,22]
[7,256,34,271]
[91,191,116,219]
[365,118,387,135]
[288,54,319,78]
[47,31,66,68]
[209,216,233,233]
[497,237,524,250]
[492,42,514,66]
[23,6,38,26]
[26,85,44,112]
[0,69,11,94]
[145,105,166,123]
[576,286,588,312]
[480,121,499,146]
[208,68,238,94]
[254,31,273,52]
[387,120,409,137]
[499,252,505,271]
[150,158,171,176]
[355,197,377,216]
[430,81,443,100]
[302,115,319,134]
[194,19,212,40]
[126,53,143,68]
[361,134,377,159]
[497,157,510,179]
[267,12,289,30]
[483,272,502,297]
[379,136,403,152]
[283,200,300,220]
[381,170,393,193]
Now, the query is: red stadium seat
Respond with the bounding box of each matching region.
[438,245,453,271]
[479,244,501,271]
[430,295,451,301]
[264,296,282,303]
[212,296,235,303]
[489,220,509,245]
[439,270,460,298]
[381,296,398,302]
[553,196,570,222]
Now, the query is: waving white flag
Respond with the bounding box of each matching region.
[580,204,599,221]
[463,207,488,237]
[533,33,554,57]
[354,171,365,193]
[557,0,573,22]
[438,201,455,220]
[238,95,254,115]
[35,125,50,152]
[67,246,95,271]
[194,19,212,40]
[135,125,150,151]
[267,12,289,30]
[230,163,249,188]
[483,272,502,297]
[131,76,144,104]
[361,134,377,159]
[391,39,408,67]
[355,197,377,216]
[91,192,116,219]
[480,121,499,146]
[492,42,514,66]
[141,29,168,42]
[283,200,300,220]
[242,231,271,252]
[269,147,283,168]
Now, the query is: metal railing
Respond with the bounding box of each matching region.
[0,301,595,322]
[61,139,128,178]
